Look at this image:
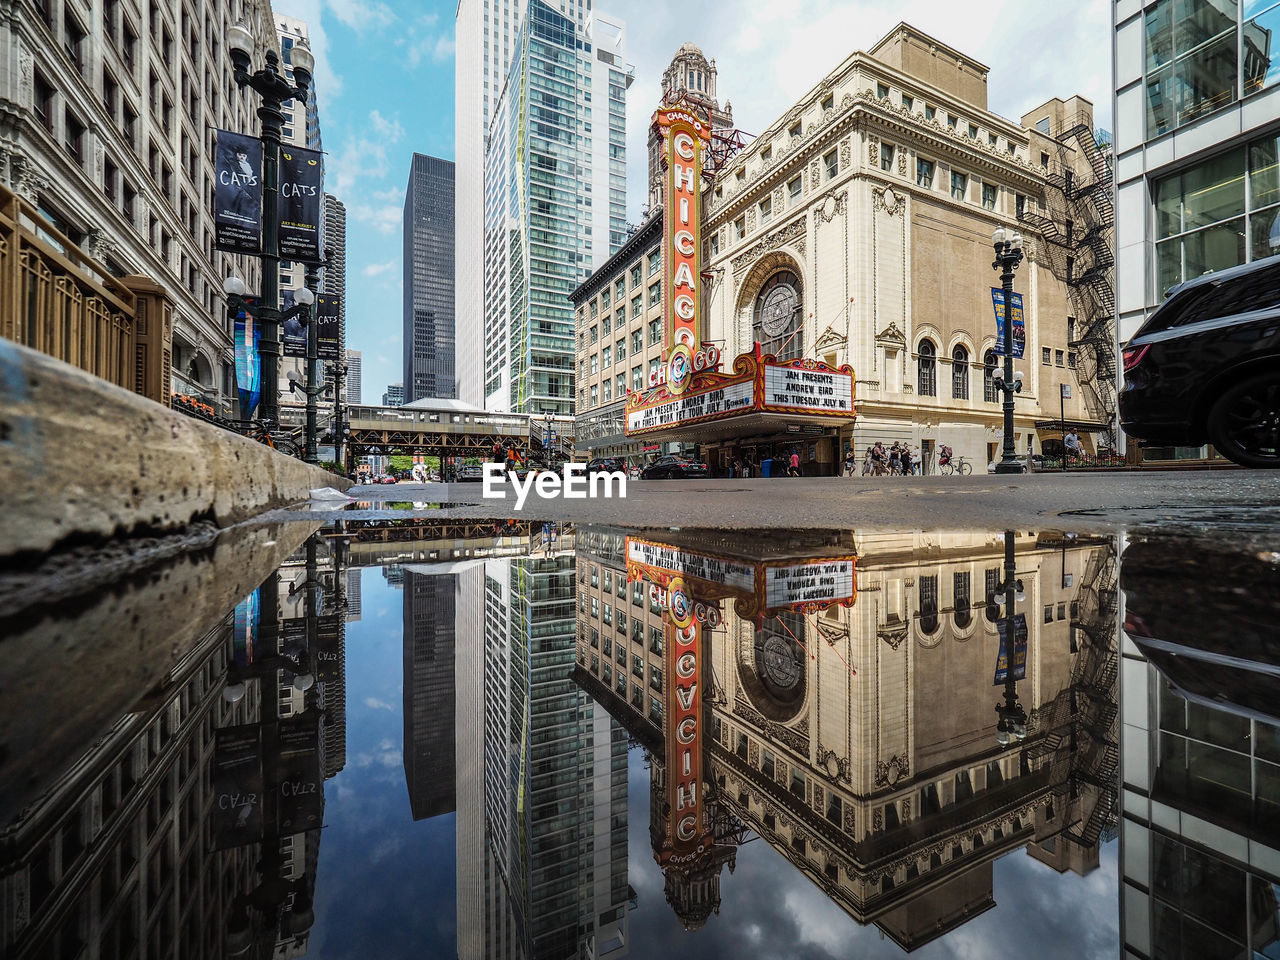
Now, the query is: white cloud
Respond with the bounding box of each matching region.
[368,109,405,142]
[624,0,1111,221]
[362,260,396,277]
[363,696,394,710]
[273,0,342,96]
[347,201,402,234]
[326,0,396,32]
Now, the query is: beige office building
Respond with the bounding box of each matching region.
[691,23,1112,473]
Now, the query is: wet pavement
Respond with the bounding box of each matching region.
[2,509,1279,959]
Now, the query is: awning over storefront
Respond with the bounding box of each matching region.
[1033,419,1112,433]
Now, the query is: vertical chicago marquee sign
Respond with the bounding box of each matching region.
[655,104,712,396]
[659,579,711,867]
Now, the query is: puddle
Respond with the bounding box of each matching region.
[3,522,1276,958]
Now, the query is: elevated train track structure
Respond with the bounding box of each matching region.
[344,401,575,466]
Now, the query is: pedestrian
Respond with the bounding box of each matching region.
[871,441,887,476]
[743,458,753,478]
[901,445,913,476]
[1065,429,1082,461]
[506,445,517,473]
[788,448,801,477]
[733,457,744,478]
[844,448,857,477]
[889,443,902,475]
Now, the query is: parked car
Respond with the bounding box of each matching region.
[1120,254,1280,467]
[640,455,710,479]
[456,464,485,482]
[378,475,398,484]
[585,457,626,474]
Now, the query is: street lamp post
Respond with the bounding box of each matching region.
[992,530,1028,745]
[991,227,1026,475]
[226,21,314,427]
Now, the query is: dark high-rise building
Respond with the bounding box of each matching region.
[403,154,456,402]
[403,570,456,820]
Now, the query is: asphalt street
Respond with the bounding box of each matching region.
[334,469,1280,541]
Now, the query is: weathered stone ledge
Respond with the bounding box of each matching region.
[0,339,349,560]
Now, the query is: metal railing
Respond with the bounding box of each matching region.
[0,182,172,404]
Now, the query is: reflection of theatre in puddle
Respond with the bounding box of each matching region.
[572,527,1120,945]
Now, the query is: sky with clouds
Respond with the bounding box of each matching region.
[275,0,1111,402]
[300,564,1119,959]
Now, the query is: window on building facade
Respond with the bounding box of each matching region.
[947,115,958,130]
[759,196,772,222]
[616,373,624,397]
[1154,139,1280,294]
[648,281,660,306]
[631,330,643,353]
[789,176,802,202]
[1055,349,1064,366]
[822,94,834,110]
[917,159,935,188]
[824,149,839,179]
[34,71,54,132]
[602,379,611,402]
[600,313,610,335]
[881,143,895,172]
[648,357,659,381]
[648,318,661,345]
[902,93,914,110]
[590,355,599,376]
[877,82,889,99]
[615,338,625,363]
[969,123,979,139]
[1144,0,1245,138]
[983,350,999,402]
[919,575,939,632]
[754,270,803,361]
[982,183,998,210]
[954,572,972,628]
[734,216,745,239]
[1068,352,1076,368]
[648,249,660,274]
[951,171,967,200]
[601,286,611,308]
[761,144,772,162]
[952,345,969,399]
[630,263,641,287]
[989,133,998,146]
[925,105,936,120]
[590,326,598,344]
[615,278,625,302]
[710,233,719,255]
[1042,347,1052,365]
[917,340,937,396]
[602,346,611,368]
[632,366,642,390]
[631,294,642,317]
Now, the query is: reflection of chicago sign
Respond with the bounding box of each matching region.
[625,344,856,438]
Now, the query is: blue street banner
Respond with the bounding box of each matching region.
[214,130,263,254]
[994,613,1028,685]
[233,296,261,417]
[233,588,259,667]
[991,288,1026,358]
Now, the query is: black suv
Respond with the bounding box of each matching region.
[1120,254,1280,467]
[585,457,626,474]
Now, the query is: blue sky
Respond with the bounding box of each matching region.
[275,0,1111,403]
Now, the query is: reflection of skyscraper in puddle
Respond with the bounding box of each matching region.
[404,569,456,820]
[572,527,1119,947]
[0,564,334,959]
[1118,538,1280,957]
[456,524,632,959]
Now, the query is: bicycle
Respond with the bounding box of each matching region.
[234,420,302,459]
[939,456,972,476]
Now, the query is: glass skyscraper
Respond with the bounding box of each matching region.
[482,2,632,414]
[403,154,457,402]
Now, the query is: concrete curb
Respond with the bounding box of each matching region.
[0,339,350,559]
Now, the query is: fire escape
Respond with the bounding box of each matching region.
[1018,116,1117,451]
[1026,541,1120,850]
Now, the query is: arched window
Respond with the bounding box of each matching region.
[917,340,937,397]
[952,345,969,399]
[983,350,999,402]
[953,571,972,629]
[919,575,939,633]
[754,270,802,361]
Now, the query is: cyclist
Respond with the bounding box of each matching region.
[938,444,953,470]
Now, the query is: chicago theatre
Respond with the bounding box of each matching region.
[587,24,1113,474]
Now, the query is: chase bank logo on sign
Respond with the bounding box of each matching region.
[482,464,626,511]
